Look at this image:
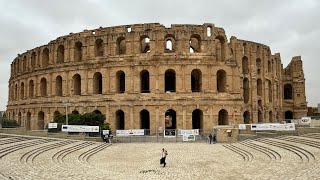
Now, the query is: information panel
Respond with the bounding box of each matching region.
[61,125,99,132]
[251,123,295,131]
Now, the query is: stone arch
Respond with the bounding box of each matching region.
[256,58,261,75]
[42,48,49,68]
[18,112,22,126]
[37,111,45,130]
[116,37,126,55]
[257,78,262,96]
[165,109,176,129]
[53,110,61,120]
[20,82,25,99]
[56,76,63,96]
[215,35,226,62]
[191,69,202,92]
[140,35,150,53]
[284,84,293,99]
[243,111,250,124]
[140,70,150,93]
[189,34,201,53]
[164,34,175,53]
[31,52,36,70]
[74,41,83,62]
[116,71,125,93]
[269,111,273,123]
[40,78,47,97]
[268,80,272,102]
[242,56,249,74]
[57,45,65,63]
[285,111,293,119]
[93,72,103,94]
[165,69,176,92]
[218,109,228,125]
[72,110,79,114]
[258,110,263,123]
[116,110,125,130]
[73,74,81,95]
[95,39,104,57]
[93,110,102,114]
[15,84,18,100]
[26,112,31,130]
[140,109,150,131]
[29,80,34,98]
[192,109,203,129]
[217,69,227,92]
[243,78,249,103]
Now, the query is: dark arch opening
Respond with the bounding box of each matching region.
[140,70,150,93]
[72,110,79,114]
[192,109,203,129]
[191,69,202,92]
[269,80,272,102]
[165,109,176,129]
[37,111,45,130]
[117,37,126,55]
[31,52,36,70]
[218,109,228,125]
[242,56,249,74]
[29,80,34,98]
[74,41,83,62]
[140,36,150,53]
[285,111,293,119]
[18,112,22,126]
[116,71,125,93]
[116,110,125,130]
[95,39,104,57]
[40,78,47,97]
[269,111,273,123]
[20,82,25,99]
[140,110,150,133]
[243,111,250,124]
[215,35,226,62]
[258,110,263,123]
[93,72,103,94]
[257,78,262,96]
[189,34,201,53]
[256,58,261,75]
[26,112,31,131]
[217,70,227,92]
[165,69,176,92]
[42,48,49,68]
[57,45,64,63]
[243,78,249,103]
[73,74,81,95]
[56,76,62,96]
[284,84,293,100]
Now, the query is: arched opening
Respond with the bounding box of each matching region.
[243,78,250,103]
[217,70,227,92]
[93,72,103,94]
[189,34,201,53]
[164,34,175,53]
[74,42,83,62]
[15,84,18,100]
[95,39,104,57]
[73,74,81,95]
[207,27,212,37]
[54,111,60,120]
[57,45,64,63]
[268,60,272,73]
[166,40,172,51]
[26,112,31,130]
[242,56,249,74]
[116,37,126,55]
[12,112,15,121]
[116,110,125,130]
[93,110,101,114]
[269,80,272,102]
[140,70,150,93]
[257,78,262,96]
[165,69,176,92]
[23,56,27,72]
[191,69,202,92]
[31,52,36,70]
[243,111,250,124]
[20,82,25,99]
[37,111,45,130]
[215,36,226,62]
[18,112,22,126]
[72,110,79,114]
[55,76,63,96]
[42,48,49,68]
[285,111,293,119]
[258,110,263,123]
[29,80,34,98]
[269,111,273,123]
[40,78,47,97]
[192,109,203,129]
[256,58,261,75]
[140,36,150,53]
[284,84,293,99]
[116,71,125,93]
[218,109,228,125]
[140,110,150,132]
[165,109,176,129]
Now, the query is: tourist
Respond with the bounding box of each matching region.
[208,134,213,144]
[161,148,168,167]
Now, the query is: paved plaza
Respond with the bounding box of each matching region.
[0,133,320,180]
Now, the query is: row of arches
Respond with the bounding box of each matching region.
[10,69,228,100]
[243,78,274,103]
[242,56,275,75]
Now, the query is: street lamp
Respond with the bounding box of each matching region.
[62,99,72,125]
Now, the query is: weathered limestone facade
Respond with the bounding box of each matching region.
[6,23,307,134]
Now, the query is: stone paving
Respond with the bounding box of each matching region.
[0,133,320,180]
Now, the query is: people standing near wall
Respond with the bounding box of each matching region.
[160,148,168,167]
[208,134,213,144]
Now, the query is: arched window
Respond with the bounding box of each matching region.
[40,78,47,97]
[20,82,25,99]
[243,78,249,103]
[257,78,262,96]
[37,111,45,130]
[116,37,126,55]
[54,111,61,120]
[74,42,83,62]
[192,109,203,129]
[140,36,150,53]
[218,109,228,125]
[23,56,27,72]
[243,111,250,124]
[29,80,34,98]
[191,69,202,92]
[258,110,263,123]
[217,70,227,92]
[269,80,272,102]
[165,69,176,92]
[26,112,31,130]
[165,40,173,51]
[116,110,125,130]
[95,39,104,57]
[57,45,64,63]
[269,111,273,123]
[42,48,49,68]
[56,76,63,96]
[207,27,212,37]
[116,71,125,93]
[285,111,293,119]
[15,84,18,100]
[73,74,81,95]
[140,70,150,93]
[189,34,201,53]
[165,109,176,129]
[284,84,293,99]
[140,110,150,132]
[242,56,249,74]
[18,112,22,126]
[31,52,36,70]
[256,58,261,75]
[93,72,103,94]
[215,35,226,62]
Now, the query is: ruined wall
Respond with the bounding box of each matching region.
[6,23,307,134]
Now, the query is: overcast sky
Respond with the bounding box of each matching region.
[0,0,319,110]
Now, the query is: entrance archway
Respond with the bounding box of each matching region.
[116,110,125,130]
[243,111,250,124]
[285,111,293,119]
[165,109,176,129]
[37,111,45,130]
[140,110,150,134]
[218,109,228,125]
[192,109,203,129]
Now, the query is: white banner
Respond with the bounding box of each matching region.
[251,123,295,131]
[178,129,199,136]
[61,125,99,132]
[301,117,311,124]
[48,123,58,129]
[116,129,145,136]
[102,130,110,135]
[183,135,195,141]
[238,124,247,130]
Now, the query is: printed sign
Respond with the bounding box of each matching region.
[238,124,247,130]
[116,129,145,136]
[178,129,199,136]
[48,123,58,129]
[251,123,295,131]
[183,135,195,141]
[102,130,110,135]
[164,129,176,137]
[61,125,99,132]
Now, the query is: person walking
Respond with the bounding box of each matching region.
[208,134,213,144]
[161,148,168,167]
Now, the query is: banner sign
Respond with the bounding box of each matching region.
[178,129,199,136]
[102,130,110,135]
[251,123,295,131]
[301,117,311,124]
[164,129,176,137]
[116,129,145,136]
[48,123,58,129]
[61,125,99,132]
[183,135,195,141]
[238,124,247,130]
